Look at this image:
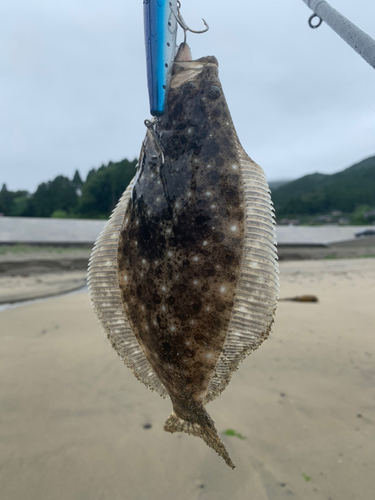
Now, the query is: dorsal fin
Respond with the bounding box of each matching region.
[88,180,169,398]
[205,144,279,403]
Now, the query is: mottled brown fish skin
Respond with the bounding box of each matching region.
[117,53,245,467]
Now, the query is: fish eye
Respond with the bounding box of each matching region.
[207,85,221,100]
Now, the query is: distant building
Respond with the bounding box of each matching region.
[338,217,350,225]
[278,218,300,226]
[314,215,333,223]
[364,209,375,220]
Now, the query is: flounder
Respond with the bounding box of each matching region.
[88,44,279,468]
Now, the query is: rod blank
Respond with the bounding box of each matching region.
[302,0,375,69]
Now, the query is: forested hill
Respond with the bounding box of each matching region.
[1,154,375,221]
[0,159,137,219]
[272,155,375,218]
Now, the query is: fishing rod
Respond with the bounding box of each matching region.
[302,0,375,69]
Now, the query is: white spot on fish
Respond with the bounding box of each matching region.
[142,259,146,264]
[192,256,199,261]
[166,228,172,234]
[175,201,180,209]
[161,285,166,292]
[230,225,237,232]
[141,305,145,310]
[203,241,208,246]
[161,305,166,312]
[205,191,212,197]
[206,352,214,359]
[211,204,216,209]
[124,275,128,281]
[207,164,211,168]
[193,279,199,285]
[170,326,176,332]
[167,251,173,257]
[220,286,226,293]
[232,164,238,170]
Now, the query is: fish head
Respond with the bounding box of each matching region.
[170,43,219,90]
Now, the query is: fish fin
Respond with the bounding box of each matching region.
[88,180,169,399]
[164,408,236,469]
[205,144,279,404]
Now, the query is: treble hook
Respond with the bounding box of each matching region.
[143,118,165,164]
[175,0,209,44]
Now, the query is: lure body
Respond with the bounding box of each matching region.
[88,45,279,468]
[144,0,178,116]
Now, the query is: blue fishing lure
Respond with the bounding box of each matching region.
[144,0,178,116]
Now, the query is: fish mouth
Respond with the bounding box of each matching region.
[171,43,218,89]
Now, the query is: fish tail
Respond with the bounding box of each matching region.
[164,406,235,469]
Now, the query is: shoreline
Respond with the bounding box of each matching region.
[0,271,87,305]
[1,247,375,305]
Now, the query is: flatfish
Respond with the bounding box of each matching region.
[88,43,279,468]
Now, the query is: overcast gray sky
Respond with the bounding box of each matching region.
[1,0,375,192]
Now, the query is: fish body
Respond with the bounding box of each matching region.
[144,0,178,116]
[88,44,279,468]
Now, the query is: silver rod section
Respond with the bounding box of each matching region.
[302,0,375,69]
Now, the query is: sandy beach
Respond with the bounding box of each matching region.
[1,258,374,500]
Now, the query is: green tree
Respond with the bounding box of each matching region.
[350,204,372,225]
[0,184,30,216]
[78,159,136,218]
[27,175,79,217]
[0,184,13,215]
[72,170,83,188]
[9,192,30,216]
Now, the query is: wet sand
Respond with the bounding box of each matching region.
[0,246,89,304]
[1,258,374,500]
[0,271,87,304]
